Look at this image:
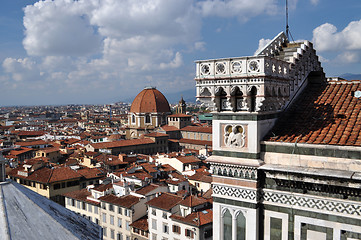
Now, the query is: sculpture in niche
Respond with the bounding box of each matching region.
[224,125,245,147]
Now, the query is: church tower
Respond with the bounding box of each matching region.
[195,32,324,240]
[176,96,187,114]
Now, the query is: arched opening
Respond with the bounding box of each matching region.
[216,87,228,111]
[236,211,246,240]
[248,86,257,112]
[223,209,232,240]
[131,114,136,124]
[145,114,151,124]
[233,87,244,111]
[200,87,211,97]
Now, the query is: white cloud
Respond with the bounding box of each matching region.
[2,0,293,105]
[254,38,272,55]
[2,57,40,82]
[23,0,102,56]
[313,20,361,52]
[310,0,319,5]
[336,51,359,63]
[198,0,278,21]
[313,20,361,63]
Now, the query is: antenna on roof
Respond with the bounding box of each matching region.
[285,0,295,42]
[286,0,289,40]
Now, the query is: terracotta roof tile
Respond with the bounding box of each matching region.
[180,125,212,133]
[130,216,149,231]
[179,138,212,146]
[130,88,171,113]
[90,138,154,149]
[145,193,183,211]
[264,81,361,147]
[170,209,213,226]
[99,194,140,208]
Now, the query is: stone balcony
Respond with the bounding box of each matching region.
[195,56,291,81]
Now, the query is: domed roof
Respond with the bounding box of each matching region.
[130,87,171,113]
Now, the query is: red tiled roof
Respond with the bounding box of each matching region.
[160,125,180,132]
[12,130,45,136]
[9,147,33,156]
[178,195,208,207]
[171,209,213,227]
[99,194,140,208]
[130,216,149,231]
[135,184,163,195]
[144,132,169,137]
[180,125,212,133]
[179,138,212,146]
[188,171,212,183]
[77,167,105,179]
[175,155,201,164]
[168,113,192,118]
[20,166,83,183]
[90,138,154,149]
[264,81,361,146]
[130,88,171,113]
[63,188,100,206]
[145,193,182,210]
[15,140,47,147]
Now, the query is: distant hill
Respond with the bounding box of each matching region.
[339,73,361,80]
[164,88,196,104]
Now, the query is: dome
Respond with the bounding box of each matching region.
[130,87,171,113]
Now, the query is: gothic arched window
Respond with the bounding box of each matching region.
[223,209,232,240]
[236,211,246,240]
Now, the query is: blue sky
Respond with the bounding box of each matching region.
[0,0,360,106]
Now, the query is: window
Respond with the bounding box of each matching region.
[236,211,246,240]
[110,229,115,239]
[102,213,107,223]
[185,229,194,238]
[118,207,122,215]
[95,218,99,225]
[145,114,151,124]
[76,201,80,209]
[103,227,107,237]
[172,225,180,234]
[126,221,130,230]
[118,218,122,228]
[117,233,123,240]
[152,219,157,230]
[71,199,75,207]
[102,203,106,209]
[162,212,167,219]
[131,114,136,124]
[223,209,232,240]
[53,183,60,190]
[126,236,130,240]
[163,224,169,234]
[94,206,98,214]
[82,202,86,210]
[152,233,157,240]
[109,204,114,212]
[88,204,92,212]
[110,215,114,225]
[151,209,156,216]
[125,209,130,217]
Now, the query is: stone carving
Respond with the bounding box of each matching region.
[224,125,245,147]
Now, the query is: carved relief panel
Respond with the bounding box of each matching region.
[221,124,248,150]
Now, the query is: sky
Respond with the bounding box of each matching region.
[0,0,360,106]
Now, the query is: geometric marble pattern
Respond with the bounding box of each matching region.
[213,184,257,201]
[263,190,361,216]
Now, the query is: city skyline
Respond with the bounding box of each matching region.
[1,0,361,106]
